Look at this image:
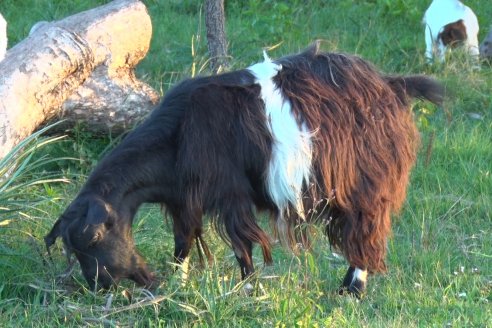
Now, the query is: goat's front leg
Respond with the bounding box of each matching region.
[172,228,194,282]
[424,25,435,63]
[170,208,204,282]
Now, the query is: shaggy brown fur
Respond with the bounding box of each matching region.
[274,43,443,273]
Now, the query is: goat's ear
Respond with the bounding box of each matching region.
[44,218,62,249]
[304,40,321,56]
[86,199,111,225]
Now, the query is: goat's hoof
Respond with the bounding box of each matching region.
[338,279,366,299]
[242,282,255,296]
[241,281,266,296]
[338,266,366,299]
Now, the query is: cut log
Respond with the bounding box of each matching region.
[0,0,159,159]
[0,13,6,61]
[60,66,158,133]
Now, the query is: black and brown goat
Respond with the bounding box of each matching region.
[45,43,443,297]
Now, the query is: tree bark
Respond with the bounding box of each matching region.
[205,0,229,73]
[0,0,159,159]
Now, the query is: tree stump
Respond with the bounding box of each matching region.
[0,0,159,159]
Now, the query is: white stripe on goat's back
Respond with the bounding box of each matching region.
[248,55,313,218]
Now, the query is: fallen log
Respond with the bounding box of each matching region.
[0,0,159,159]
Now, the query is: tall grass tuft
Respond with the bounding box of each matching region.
[0,123,71,225]
[0,123,76,300]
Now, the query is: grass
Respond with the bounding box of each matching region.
[0,0,491,326]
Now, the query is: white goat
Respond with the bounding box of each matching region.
[423,0,479,62]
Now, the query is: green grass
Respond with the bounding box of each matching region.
[1,0,491,326]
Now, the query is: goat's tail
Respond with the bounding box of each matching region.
[385,75,445,106]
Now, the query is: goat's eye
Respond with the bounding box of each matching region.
[89,231,102,246]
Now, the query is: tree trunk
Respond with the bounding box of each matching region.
[0,0,159,160]
[205,0,229,73]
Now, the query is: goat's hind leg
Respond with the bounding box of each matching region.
[232,239,254,280]
[329,208,377,299]
[339,266,368,298]
[231,234,256,295]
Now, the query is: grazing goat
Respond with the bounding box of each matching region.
[480,26,492,60]
[45,43,443,297]
[423,0,480,62]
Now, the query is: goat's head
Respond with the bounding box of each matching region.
[45,194,153,290]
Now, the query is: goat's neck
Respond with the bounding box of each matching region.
[84,142,178,221]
